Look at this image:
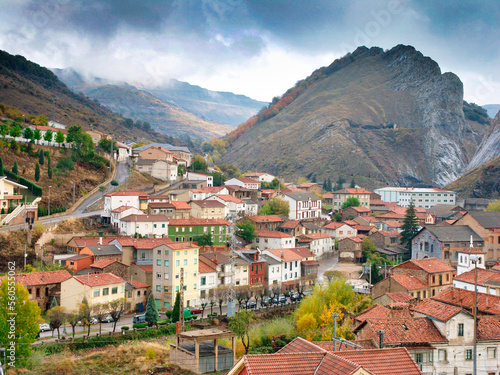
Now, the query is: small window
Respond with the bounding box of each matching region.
[184,259,188,265]
[164,260,169,267]
[458,323,464,336]
[488,347,496,359]
[94,289,100,297]
[112,287,118,294]
[102,288,109,296]
[156,285,161,292]
[465,349,472,360]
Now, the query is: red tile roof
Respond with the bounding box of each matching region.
[323,222,349,230]
[383,220,403,228]
[289,247,315,259]
[385,292,417,303]
[376,230,400,237]
[13,270,72,286]
[265,248,303,262]
[334,188,371,195]
[353,304,413,324]
[73,273,125,287]
[248,215,285,223]
[454,268,500,285]
[236,177,261,184]
[477,315,500,341]
[352,225,373,232]
[342,220,359,226]
[432,287,500,315]
[356,317,447,345]
[213,194,244,203]
[190,200,226,207]
[105,190,149,198]
[199,261,217,274]
[397,258,455,274]
[336,348,423,375]
[111,205,137,213]
[255,230,293,238]
[411,299,465,322]
[312,340,378,351]
[346,206,371,213]
[166,242,199,250]
[277,337,325,354]
[339,236,363,243]
[389,274,428,290]
[169,201,192,210]
[302,232,332,240]
[113,238,173,249]
[280,220,301,229]
[169,218,231,226]
[90,259,116,269]
[132,263,153,272]
[71,237,117,247]
[457,247,485,254]
[120,214,169,222]
[128,279,150,289]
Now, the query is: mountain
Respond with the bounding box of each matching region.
[446,154,500,199]
[0,50,186,146]
[466,111,500,171]
[222,45,491,188]
[53,68,267,128]
[483,104,500,118]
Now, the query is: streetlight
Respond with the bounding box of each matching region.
[48,186,52,218]
[470,253,479,375]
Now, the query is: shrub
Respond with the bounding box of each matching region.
[165,310,172,319]
[121,326,129,331]
[110,179,119,186]
[132,323,148,329]
[56,157,74,171]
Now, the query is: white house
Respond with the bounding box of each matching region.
[300,233,334,257]
[453,268,500,295]
[114,141,131,162]
[321,222,357,239]
[110,205,144,229]
[456,247,486,276]
[262,248,302,287]
[225,177,261,190]
[260,253,282,287]
[206,195,246,217]
[246,172,275,184]
[242,199,259,216]
[374,187,457,209]
[253,230,295,250]
[186,172,213,187]
[135,159,177,182]
[103,190,149,221]
[198,261,217,301]
[280,191,322,220]
[119,214,169,237]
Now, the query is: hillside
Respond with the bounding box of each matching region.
[466,111,500,171]
[0,50,189,146]
[446,155,500,199]
[79,84,233,140]
[54,68,267,128]
[222,45,490,188]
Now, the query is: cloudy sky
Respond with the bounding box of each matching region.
[0,0,499,104]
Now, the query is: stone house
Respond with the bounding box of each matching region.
[245,215,285,231]
[90,259,129,279]
[342,206,372,221]
[321,222,357,240]
[338,237,363,262]
[369,230,401,248]
[189,200,227,219]
[167,218,230,246]
[125,279,150,313]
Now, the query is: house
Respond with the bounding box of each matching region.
[206,195,246,217]
[147,201,192,219]
[280,191,322,220]
[411,225,484,263]
[0,176,27,211]
[79,244,123,263]
[332,188,371,209]
[242,198,258,216]
[198,261,217,301]
[109,237,174,269]
[370,274,429,300]
[186,172,213,187]
[66,236,118,253]
[135,159,177,182]
[124,279,150,313]
[167,189,191,202]
[10,270,72,311]
[103,190,149,222]
[296,183,322,194]
[245,215,285,231]
[167,219,230,246]
[189,200,227,219]
[338,237,363,262]
[323,193,333,205]
[260,253,282,287]
[369,230,401,249]
[111,205,144,229]
[235,250,267,286]
[288,247,319,279]
[453,268,500,295]
[90,259,129,279]
[261,248,302,291]
[354,216,383,230]
[152,242,200,310]
[200,252,232,286]
[381,220,402,231]
[374,187,456,209]
[454,211,500,266]
[278,220,303,237]
[136,145,174,163]
[322,222,357,240]
[60,273,126,311]
[253,230,295,250]
[299,232,334,257]
[245,172,275,183]
[342,206,372,221]
[224,177,261,190]
[372,292,417,306]
[302,222,323,234]
[118,214,169,237]
[64,254,94,273]
[427,204,465,223]
[114,141,131,162]
[456,247,486,275]
[432,286,500,315]
[133,143,191,165]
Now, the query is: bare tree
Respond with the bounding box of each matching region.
[92,302,110,335]
[66,309,80,337]
[213,285,229,316]
[109,298,125,333]
[200,299,208,319]
[79,297,92,336]
[235,285,249,310]
[48,306,66,339]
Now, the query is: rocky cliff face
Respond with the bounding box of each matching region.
[223,45,489,188]
[466,111,500,171]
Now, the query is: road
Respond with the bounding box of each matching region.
[316,252,363,283]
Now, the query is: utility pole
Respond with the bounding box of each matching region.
[109,136,113,179]
[73,182,75,204]
[180,267,184,332]
[227,224,236,317]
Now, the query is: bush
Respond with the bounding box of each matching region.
[132,323,148,329]
[165,310,172,319]
[121,326,129,331]
[56,157,74,171]
[110,179,118,186]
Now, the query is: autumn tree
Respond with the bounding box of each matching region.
[92,302,109,335]
[79,297,92,335]
[213,285,229,316]
[323,270,343,282]
[66,309,80,337]
[229,309,255,354]
[486,200,500,212]
[48,306,66,339]
[259,196,290,216]
[0,278,40,368]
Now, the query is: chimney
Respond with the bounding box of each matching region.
[280,251,284,259]
[377,330,385,349]
[99,236,102,245]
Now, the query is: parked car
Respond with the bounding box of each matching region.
[291,293,302,302]
[99,315,113,323]
[244,301,257,309]
[133,314,146,324]
[271,296,286,305]
[39,323,50,332]
[262,297,271,306]
[190,307,203,314]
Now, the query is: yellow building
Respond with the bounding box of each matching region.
[153,242,200,310]
[60,273,126,311]
[0,176,27,210]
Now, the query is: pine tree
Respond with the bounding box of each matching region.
[35,162,40,182]
[48,164,53,179]
[327,177,332,192]
[350,178,356,188]
[172,292,181,323]
[50,296,58,309]
[12,160,18,175]
[39,149,44,165]
[0,156,3,175]
[145,291,159,327]
[400,200,420,250]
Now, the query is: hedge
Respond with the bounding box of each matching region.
[3,169,43,196]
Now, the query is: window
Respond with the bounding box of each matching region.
[201,277,206,286]
[438,349,447,361]
[176,260,180,266]
[164,286,169,292]
[102,288,109,296]
[112,287,118,294]
[157,250,161,255]
[184,259,188,265]
[164,273,169,279]
[415,353,423,363]
[157,272,161,279]
[458,323,464,336]
[156,285,161,291]
[465,349,472,360]
[165,250,169,255]
[94,289,100,297]
[193,283,197,289]
[164,260,169,267]
[183,285,187,291]
[175,286,179,292]
[194,258,197,264]
[175,274,179,279]
[488,347,496,359]
[153,224,157,228]
[157,260,161,266]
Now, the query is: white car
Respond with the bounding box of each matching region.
[39,323,51,332]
